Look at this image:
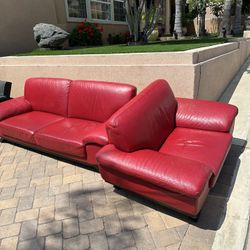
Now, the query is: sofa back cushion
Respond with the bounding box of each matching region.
[68,80,137,122]
[106,79,177,152]
[25,78,71,116]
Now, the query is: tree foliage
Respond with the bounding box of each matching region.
[188,0,208,36]
[188,0,224,17]
[208,0,224,17]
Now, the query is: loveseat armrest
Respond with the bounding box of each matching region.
[82,124,108,146]
[0,97,32,121]
[176,98,238,132]
[97,145,213,198]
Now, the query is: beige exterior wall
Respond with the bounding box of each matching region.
[0,0,58,56]
[0,39,249,101]
[0,0,128,56]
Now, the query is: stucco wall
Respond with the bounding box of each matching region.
[0,0,128,56]
[197,49,242,100]
[0,64,198,99]
[0,39,249,101]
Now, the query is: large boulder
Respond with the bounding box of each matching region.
[33,23,69,49]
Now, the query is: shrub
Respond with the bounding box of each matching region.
[107,32,130,44]
[69,21,103,47]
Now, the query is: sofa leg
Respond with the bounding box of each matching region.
[113,185,122,190]
[189,212,201,222]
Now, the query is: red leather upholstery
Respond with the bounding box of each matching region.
[176,98,238,132]
[97,79,238,216]
[25,78,71,116]
[97,144,212,198]
[0,111,63,144]
[159,127,232,186]
[100,165,210,216]
[0,97,32,121]
[82,124,109,165]
[106,79,177,152]
[34,118,99,158]
[68,80,137,122]
[86,144,104,165]
[82,123,108,146]
[0,77,136,166]
[0,76,238,216]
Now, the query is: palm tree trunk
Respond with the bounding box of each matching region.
[197,0,207,37]
[220,0,233,35]
[233,0,243,35]
[174,0,183,38]
[198,13,206,36]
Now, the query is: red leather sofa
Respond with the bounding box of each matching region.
[97,79,238,217]
[0,77,136,165]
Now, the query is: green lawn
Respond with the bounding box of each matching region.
[17,37,227,56]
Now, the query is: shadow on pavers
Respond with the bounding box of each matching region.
[0,139,100,173]
[1,138,245,248]
[113,140,245,231]
[17,185,147,250]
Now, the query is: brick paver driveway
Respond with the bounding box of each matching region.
[0,142,242,250]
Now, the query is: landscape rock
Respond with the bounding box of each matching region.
[33,23,69,49]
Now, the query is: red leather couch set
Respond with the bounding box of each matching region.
[0,78,136,165]
[96,79,238,217]
[0,78,238,217]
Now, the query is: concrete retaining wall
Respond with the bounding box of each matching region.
[0,38,249,100]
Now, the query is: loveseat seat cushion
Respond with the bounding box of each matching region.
[0,111,64,144]
[68,80,136,122]
[159,127,232,185]
[97,145,212,198]
[34,118,100,158]
[106,80,177,152]
[24,78,71,116]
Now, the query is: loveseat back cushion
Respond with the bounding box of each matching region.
[24,78,71,116]
[106,79,177,152]
[68,80,136,122]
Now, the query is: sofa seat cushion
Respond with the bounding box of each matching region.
[97,145,212,198]
[34,118,100,158]
[0,111,64,144]
[160,127,232,179]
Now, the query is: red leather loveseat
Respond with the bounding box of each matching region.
[0,77,136,165]
[97,79,238,217]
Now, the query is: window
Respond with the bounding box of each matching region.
[114,0,126,22]
[65,0,126,23]
[66,0,87,18]
[91,0,111,20]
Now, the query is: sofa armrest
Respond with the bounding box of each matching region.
[82,124,108,146]
[97,145,212,198]
[176,98,238,132]
[0,97,32,121]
